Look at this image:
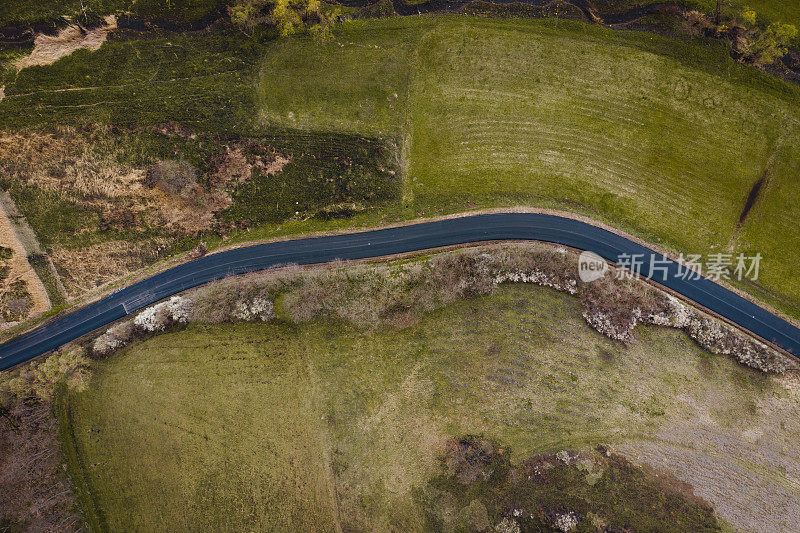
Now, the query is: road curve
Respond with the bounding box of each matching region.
[1,213,798,371]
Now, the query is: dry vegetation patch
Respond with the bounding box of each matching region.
[51,237,172,298]
[209,143,289,186]
[93,243,794,375]
[0,125,286,235]
[0,126,219,234]
[13,15,117,71]
[0,124,294,297]
[0,124,292,232]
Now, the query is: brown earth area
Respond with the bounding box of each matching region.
[618,372,800,532]
[0,200,49,329]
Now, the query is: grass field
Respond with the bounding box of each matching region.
[66,323,338,531]
[2,16,800,315]
[249,17,800,313]
[64,284,800,530]
[401,19,800,309]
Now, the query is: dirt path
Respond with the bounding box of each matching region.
[303,351,344,533]
[0,195,50,327]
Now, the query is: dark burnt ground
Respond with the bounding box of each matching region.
[601,1,685,24]
[337,0,581,17]
[421,437,720,532]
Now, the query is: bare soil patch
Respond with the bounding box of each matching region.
[0,200,49,328]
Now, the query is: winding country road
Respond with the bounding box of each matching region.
[1,213,798,371]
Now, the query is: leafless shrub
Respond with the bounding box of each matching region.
[685,314,796,373]
[1,292,33,322]
[186,242,208,260]
[428,251,496,299]
[580,275,648,343]
[190,275,279,323]
[0,401,84,532]
[92,242,794,374]
[492,245,578,294]
[252,244,580,329]
[578,271,796,374]
[683,10,713,36]
[443,436,498,485]
[146,160,202,201]
[282,270,340,323]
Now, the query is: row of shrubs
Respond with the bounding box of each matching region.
[89,243,795,374]
[580,273,796,373]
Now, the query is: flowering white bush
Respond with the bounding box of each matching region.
[494,270,578,295]
[494,517,520,533]
[93,320,135,356]
[232,296,274,322]
[133,296,191,332]
[553,511,578,532]
[685,314,792,373]
[645,294,691,328]
[88,244,794,374]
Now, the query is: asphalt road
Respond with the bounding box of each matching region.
[1,213,798,371]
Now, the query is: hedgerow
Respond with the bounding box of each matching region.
[90,243,796,373]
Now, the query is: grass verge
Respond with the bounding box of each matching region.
[53,383,105,532]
